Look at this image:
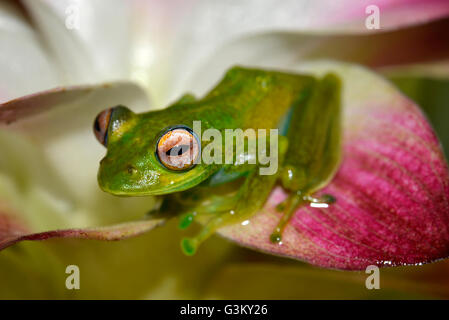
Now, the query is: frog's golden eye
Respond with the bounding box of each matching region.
[157,127,200,171]
[93,108,112,146]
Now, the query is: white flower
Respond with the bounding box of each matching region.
[0,0,449,298]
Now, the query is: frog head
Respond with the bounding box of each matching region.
[94,105,216,196]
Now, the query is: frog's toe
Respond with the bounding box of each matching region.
[270,192,337,243]
[270,193,303,243]
[181,237,198,256]
[180,225,215,256]
[275,201,286,212]
[178,212,195,229]
[305,193,337,207]
[180,209,241,255]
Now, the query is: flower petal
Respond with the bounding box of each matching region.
[0,212,164,251]
[0,1,61,102]
[13,1,449,105]
[0,83,163,249]
[18,0,193,101]
[181,18,449,97]
[216,61,449,270]
[165,2,449,102]
[332,0,449,31]
[389,75,449,158]
[20,0,133,83]
[0,82,151,201]
[180,0,449,34]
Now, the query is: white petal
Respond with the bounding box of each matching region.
[181,20,449,96]
[20,0,189,103]
[0,1,61,102]
[21,0,133,84]
[161,0,449,101]
[0,82,154,229]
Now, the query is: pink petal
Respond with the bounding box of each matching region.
[0,211,164,251]
[217,62,449,270]
[332,0,449,31]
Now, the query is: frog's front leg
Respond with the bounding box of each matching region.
[271,73,342,242]
[146,186,238,226]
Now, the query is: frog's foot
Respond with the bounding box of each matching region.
[177,189,240,231]
[181,209,237,255]
[178,191,245,255]
[177,195,238,231]
[270,192,336,243]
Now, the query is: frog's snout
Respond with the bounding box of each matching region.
[98,158,161,195]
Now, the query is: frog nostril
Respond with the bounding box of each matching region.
[127,165,138,175]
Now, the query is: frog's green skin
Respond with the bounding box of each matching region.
[97,66,341,255]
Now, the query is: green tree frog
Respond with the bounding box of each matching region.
[94,67,341,255]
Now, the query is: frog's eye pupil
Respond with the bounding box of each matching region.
[166,144,189,157]
[94,118,101,132]
[94,108,113,146]
[157,128,199,171]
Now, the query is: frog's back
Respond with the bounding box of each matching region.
[200,66,316,130]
